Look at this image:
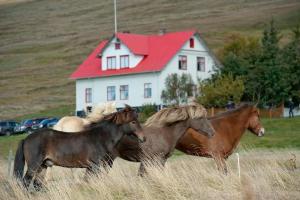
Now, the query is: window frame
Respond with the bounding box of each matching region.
[120,55,129,69]
[144,83,152,98]
[197,57,205,72]
[178,55,187,70]
[85,88,92,103]
[120,85,129,100]
[107,86,116,101]
[189,38,194,48]
[107,56,116,70]
[115,43,121,50]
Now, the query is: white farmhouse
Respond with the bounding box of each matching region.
[71,30,220,113]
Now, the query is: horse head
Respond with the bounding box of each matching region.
[189,117,215,138]
[247,105,265,137]
[118,104,146,142]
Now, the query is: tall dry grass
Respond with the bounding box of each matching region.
[0,149,299,200]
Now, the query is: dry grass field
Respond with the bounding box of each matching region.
[0,149,299,200]
[1,0,300,119]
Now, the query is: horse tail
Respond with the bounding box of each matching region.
[13,139,25,180]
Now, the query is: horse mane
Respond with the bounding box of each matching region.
[86,102,117,122]
[144,104,207,127]
[209,103,254,120]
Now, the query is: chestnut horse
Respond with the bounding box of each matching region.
[176,103,265,173]
[13,105,145,190]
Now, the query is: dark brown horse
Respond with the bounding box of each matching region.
[176,104,264,173]
[13,105,145,189]
[103,104,215,175]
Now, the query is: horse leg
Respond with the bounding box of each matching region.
[84,160,101,182]
[23,162,42,190]
[213,155,227,175]
[138,162,147,177]
[220,158,228,174]
[33,164,47,191]
[102,154,116,172]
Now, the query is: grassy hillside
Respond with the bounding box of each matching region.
[1,0,300,119]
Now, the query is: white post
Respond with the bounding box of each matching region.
[236,153,241,180]
[7,149,13,177]
[114,0,117,33]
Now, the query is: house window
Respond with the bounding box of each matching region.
[179,55,187,70]
[144,83,152,98]
[107,86,116,101]
[115,43,120,49]
[190,38,194,48]
[85,88,92,103]
[197,57,205,72]
[120,85,129,100]
[120,55,129,68]
[107,56,116,69]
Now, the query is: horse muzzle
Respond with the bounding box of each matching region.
[258,128,265,137]
[136,133,146,143]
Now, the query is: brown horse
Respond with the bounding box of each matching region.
[13,105,145,190]
[103,104,215,176]
[176,103,265,173]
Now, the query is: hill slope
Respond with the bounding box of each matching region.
[0,0,300,119]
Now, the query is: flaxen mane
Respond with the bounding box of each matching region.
[144,104,207,127]
[86,102,117,122]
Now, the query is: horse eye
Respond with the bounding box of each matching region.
[131,121,136,124]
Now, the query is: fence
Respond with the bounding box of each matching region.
[207,104,285,118]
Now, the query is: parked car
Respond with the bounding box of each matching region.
[16,118,48,134]
[46,118,60,128]
[31,118,59,130]
[0,121,20,136]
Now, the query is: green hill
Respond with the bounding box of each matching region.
[1,0,300,119]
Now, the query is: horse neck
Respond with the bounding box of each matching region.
[167,120,190,142]
[213,108,251,147]
[93,121,124,145]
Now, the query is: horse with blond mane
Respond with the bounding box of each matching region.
[102,103,215,175]
[53,102,117,132]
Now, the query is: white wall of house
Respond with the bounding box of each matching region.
[76,73,160,111]
[101,37,143,70]
[157,35,216,104]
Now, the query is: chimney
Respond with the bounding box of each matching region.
[159,28,166,35]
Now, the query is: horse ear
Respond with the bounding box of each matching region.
[254,102,259,107]
[124,104,132,110]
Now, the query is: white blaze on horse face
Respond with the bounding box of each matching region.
[258,127,265,137]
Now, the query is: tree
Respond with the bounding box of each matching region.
[139,103,157,123]
[219,33,261,76]
[161,73,194,105]
[197,74,245,108]
[219,20,291,107]
[281,25,300,105]
[256,19,290,107]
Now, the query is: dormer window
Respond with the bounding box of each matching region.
[120,55,129,68]
[115,42,120,50]
[189,38,194,48]
[107,56,116,69]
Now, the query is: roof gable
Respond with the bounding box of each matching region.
[70,30,205,79]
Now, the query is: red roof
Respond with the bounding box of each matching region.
[70,30,196,79]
